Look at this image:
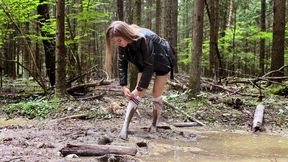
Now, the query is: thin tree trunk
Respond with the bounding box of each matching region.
[259,0,266,76]
[55,0,66,96]
[146,0,152,29]
[271,0,285,77]
[37,0,56,86]
[164,0,172,42]
[129,0,141,90]
[117,0,124,20]
[155,0,161,35]
[189,0,204,97]
[23,22,30,79]
[171,0,178,73]
[209,0,219,78]
[232,4,236,75]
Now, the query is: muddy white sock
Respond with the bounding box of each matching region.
[151,96,163,127]
[120,96,141,139]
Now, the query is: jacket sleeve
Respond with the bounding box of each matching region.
[138,38,154,89]
[118,47,128,86]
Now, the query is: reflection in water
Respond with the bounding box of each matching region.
[141,128,288,162]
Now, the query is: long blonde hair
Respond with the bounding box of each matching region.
[105,21,140,77]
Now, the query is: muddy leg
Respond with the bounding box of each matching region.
[119,97,140,140]
[149,96,163,133]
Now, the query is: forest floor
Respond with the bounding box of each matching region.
[0,75,288,162]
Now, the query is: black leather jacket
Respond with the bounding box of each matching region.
[118,28,174,89]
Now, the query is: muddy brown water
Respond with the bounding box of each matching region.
[141,127,288,162]
[1,118,288,162]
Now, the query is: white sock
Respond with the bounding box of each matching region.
[152,96,162,102]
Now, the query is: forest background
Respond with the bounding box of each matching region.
[0,0,287,128]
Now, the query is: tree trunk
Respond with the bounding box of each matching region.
[232,4,236,75]
[125,0,133,24]
[209,0,219,78]
[3,28,16,78]
[145,0,152,29]
[259,0,266,76]
[189,0,204,97]
[117,0,124,20]
[271,0,285,77]
[164,0,172,42]
[171,0,178,73]
[155,0,161,35]
[33,22,41,77]
[129,0,141,90]
[37,0,56,86]
[55,0,66,96]
[23,22,30,79]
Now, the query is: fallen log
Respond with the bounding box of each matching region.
[56,114,89,122]
[252,103,265,132]
[172,122,199,127]
[60,144,137,157]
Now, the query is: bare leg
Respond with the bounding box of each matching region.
[149,74,168,132]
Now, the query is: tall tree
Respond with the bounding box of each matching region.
[189,0,204,97]
[155,0,161,35]
[23,22,30,79]
[209,0,219,78]
[171,0,178,72]
[37,0,56,86]
[55,0,66,96]
[125,0,133,24]
[129,0,141,90]
[145,0,152,29]
[164,0,172,42]
[271,0,285,77]
[117,0,124,20]
[259,0,266,76]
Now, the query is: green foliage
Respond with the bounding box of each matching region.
[177,38,193,65]
[65,0,110,47]
[88,108,111,119]
[4,98,60,119]
[0,0,40,46]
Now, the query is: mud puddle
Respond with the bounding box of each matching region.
[1,118,288,162]
[140,128,288,162]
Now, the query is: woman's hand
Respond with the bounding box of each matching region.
[122,86,132,99]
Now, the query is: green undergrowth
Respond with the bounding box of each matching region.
[3,97,60,119]
[86,108,112,119]
[165,89,288,128]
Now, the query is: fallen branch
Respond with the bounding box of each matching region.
[60,144,137,157]
[172,122,199,127]
[57,114,89,122]
[66,79,112,94]
[163,100,205,126]
[66,65,103,86]
[76,92,106,100]
[202,80,259,97]
[167,80,188,90]
[262,65,288,78]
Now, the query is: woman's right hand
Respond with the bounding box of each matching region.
[122,86,132,99]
